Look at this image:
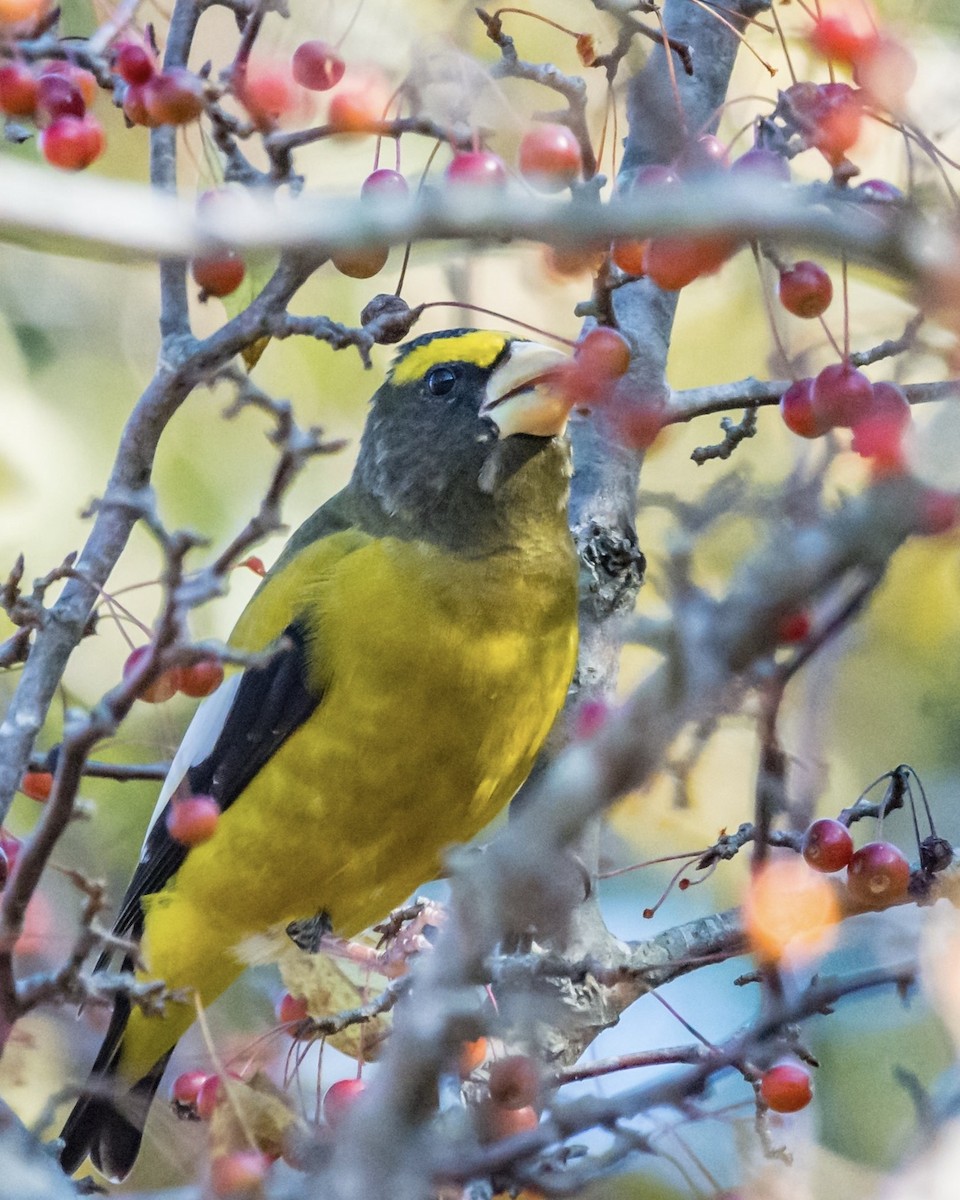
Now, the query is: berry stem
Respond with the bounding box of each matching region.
[335,0,367,50]
[491,7,583,40]
[419,301,576,347]
[770,5,797,85]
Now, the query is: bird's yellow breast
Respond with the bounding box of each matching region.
[143,530,577,980]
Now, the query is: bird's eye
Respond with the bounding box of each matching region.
[426,366,457,396]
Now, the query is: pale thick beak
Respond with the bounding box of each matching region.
[479,341,572,438]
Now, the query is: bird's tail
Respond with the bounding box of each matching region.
[58,992,172,1183]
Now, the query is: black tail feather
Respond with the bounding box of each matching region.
[59,984,173,1183]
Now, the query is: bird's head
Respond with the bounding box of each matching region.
[353,329,573,551]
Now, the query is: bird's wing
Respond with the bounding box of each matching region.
[104,492,365,951]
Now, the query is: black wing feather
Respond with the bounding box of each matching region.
[104,621,319,952]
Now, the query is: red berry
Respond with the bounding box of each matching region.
[179,658,225,698]
[458,1037,488,1077]
[124,646,180,703]
[444,150,507,189]
[518,123,582,192]
[779,378,826,439]
[811,364,874,429]
[611,239,648,276]
[331,245,389,279]
[808,16,877,66]
[113,41,156,86]
[801,818,854,873]
[239,556,266,576]
[191,254,246,298]
[361,168,409,201]
[760,1062,813,1113]
[776,610,812,645]
[323,1078,366,1129]
[36,72,85,122]
[489,1056,540,1110]
[327,89,378,133]
[122,82,161,127]
[541,244,604,279]
[196,1073,223,1120]
[0,62,38,116]
[144,68,204,125]
[42,61,97,107]
[276,992,309,1026]
[478,1101,539,1142]
[166,795,220,847]
[575,327,631,380]
[731,147,790,182]
[291,40,345,91]
[846,841,911,906]
[39,114,105,170]
[778,261,833,319]
[810,84,863,166]
[915,490,960,536]
[644,235,737,290]
[850,382,911,464]
[209,1151,270,1197]
[171,1069,209,1108]
[20,771,53,802]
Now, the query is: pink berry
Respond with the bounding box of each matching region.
[850,382,911,463]
[323,1078,366,1129]
[444,151,507,189]
[209,1151,270,1197]
[171,1069,209,1108]
[360,168,409,201]
[518,123,582,192]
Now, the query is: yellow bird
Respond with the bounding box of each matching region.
[59,328,579,1180]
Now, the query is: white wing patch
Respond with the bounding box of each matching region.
[142,671,244,845]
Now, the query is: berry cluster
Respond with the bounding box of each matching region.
[801,817,911,907]
[123,646,224,704]
[779,369,912,467]
[0,58,104,169]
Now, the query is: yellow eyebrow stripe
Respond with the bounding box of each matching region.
[390,331,511,385]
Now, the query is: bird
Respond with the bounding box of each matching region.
[58,327,580,1181]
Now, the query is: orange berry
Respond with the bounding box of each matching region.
[20,771,53,802]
